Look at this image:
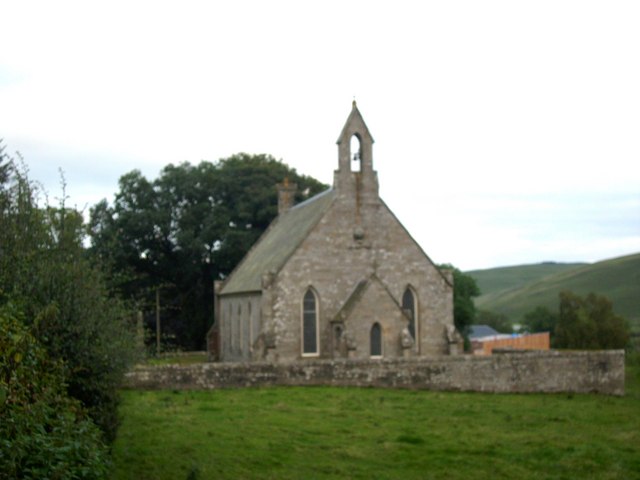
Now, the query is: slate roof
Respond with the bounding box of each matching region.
[468,325,500,339]
[220,188,335,295]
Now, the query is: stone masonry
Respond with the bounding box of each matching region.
[208,102,459,362]
[126,350,625,396]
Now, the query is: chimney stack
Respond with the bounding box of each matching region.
[276,177,297,215]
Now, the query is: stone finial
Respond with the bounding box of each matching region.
[261,271,276,289]
[276,178,297,215]
[401,327,415,349]
[344,332,357,351]
[446,325,462,343]
[446,325,464,356]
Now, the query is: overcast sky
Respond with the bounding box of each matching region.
[1,1,638,271]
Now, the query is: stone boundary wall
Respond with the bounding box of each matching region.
[124,350,625,396]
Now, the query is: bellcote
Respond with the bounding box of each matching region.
[334,101,378,198]
[336,100,375,174]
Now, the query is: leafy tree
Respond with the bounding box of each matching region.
[0,148,137,442]
[523,306,558,335]
[439,264,480,334]
[0,140,9,185]
[555,291,630,350]
[476,309,513,333]
[0,305,110,479]
[89,153,327,350]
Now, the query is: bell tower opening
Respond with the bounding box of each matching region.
[350,134,361,172]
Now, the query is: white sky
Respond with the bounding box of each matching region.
[1,0,639,271]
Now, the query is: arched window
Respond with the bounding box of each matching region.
[226,303,232,355]
[370,322,382,357]
[247,302,253,347]
[235,304,241,352]
[402,288,416,339]
[302,289,319,355]
[231,303,238,353]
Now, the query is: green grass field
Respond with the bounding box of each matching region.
[111,364,640,480]
[145,352,209,366]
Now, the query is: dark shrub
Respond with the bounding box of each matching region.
[0,306,110,479]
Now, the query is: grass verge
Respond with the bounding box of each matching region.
[144,352,208,366]
[111,365,639,479]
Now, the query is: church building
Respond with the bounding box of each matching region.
[207,102,458,362]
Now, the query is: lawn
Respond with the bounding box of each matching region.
[111,365,640,480]
[145,352,209,366]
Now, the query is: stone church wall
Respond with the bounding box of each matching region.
[373,203,454,355]
[126,350,625,396]
[342,279,409,359]
[219,294,261,362]
[270,194,453,362]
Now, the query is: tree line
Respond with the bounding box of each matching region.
[475,292,629,350]
[439,265,630,351]
[88,153,327,351]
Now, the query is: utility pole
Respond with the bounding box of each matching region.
[155,287,161,355]
[136,310,144,351]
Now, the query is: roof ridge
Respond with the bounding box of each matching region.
[217,212,283,294]
[378,197,453,288]
[220,189,336,295]
[290,187,333,211]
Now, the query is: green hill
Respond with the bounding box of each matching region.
[467,262,586,298]
[467,253,640,331]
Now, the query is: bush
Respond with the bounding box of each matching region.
[555,291,630,350]
[523,306,558,335]
[476,309,513,333]
[0,305,110,479]
[0,146,137,442]
[438,264,480,334]
[27,257,138,441]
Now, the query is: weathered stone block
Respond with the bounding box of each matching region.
[126,350,625,396]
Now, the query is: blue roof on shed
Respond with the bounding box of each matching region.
[468,325,500,339]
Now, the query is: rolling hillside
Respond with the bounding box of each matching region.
[467,262,586,298]
[467,253,640,330]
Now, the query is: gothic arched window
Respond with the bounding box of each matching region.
[402,287,417,339]
[370,322,382,357]
[302,289,319,355]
